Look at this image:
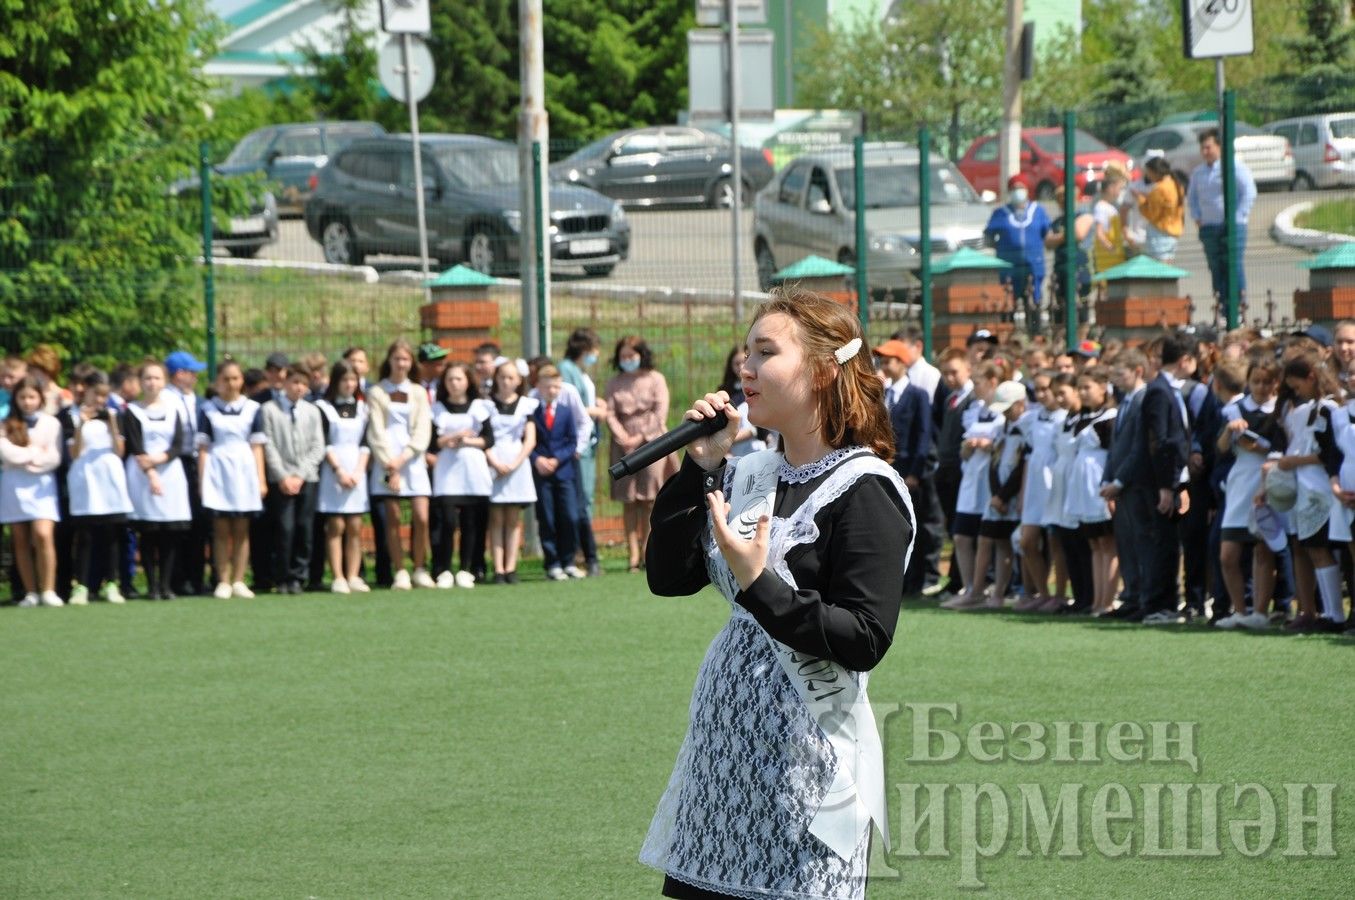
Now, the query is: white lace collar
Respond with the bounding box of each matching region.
[776,445,867,484]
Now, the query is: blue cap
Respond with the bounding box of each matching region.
[165,350,207,374]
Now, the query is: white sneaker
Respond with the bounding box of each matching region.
[347,577,371,593]
[1214,613,1244,630]
[546,566,567,581]
[435,570,455,589]
[101,583,126,604]
[68,585,90,606]
[411,568,436,589]
[563,565,585,579]
[331,579,351,594]
[214,582,233,600]
[1237,611,1270,630]
[1142,609,1186,625]
[454,570,476,589]
[18,593,39,608]
[40,591,64,608]
[392,570,412,590]
[232,582,255,599]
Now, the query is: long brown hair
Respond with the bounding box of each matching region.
[4,375,45,447]
[750,288,894,460]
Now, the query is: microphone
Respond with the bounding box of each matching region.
[609,410,728,480]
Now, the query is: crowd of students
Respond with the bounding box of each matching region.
[875,321,1355,633]
[0,330,632,607]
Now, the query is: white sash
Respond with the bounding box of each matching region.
[708,448,913,861]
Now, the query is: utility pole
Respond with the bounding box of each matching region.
[519,0,550,357]
[998,0,1024,189]
[728,0,744,319]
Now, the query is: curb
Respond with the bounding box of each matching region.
[199,256,380,283]
[1270,201,1355,253]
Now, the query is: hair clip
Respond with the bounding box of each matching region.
[834,337,862,366]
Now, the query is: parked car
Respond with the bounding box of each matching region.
[752,143,992,293]
[167,177,279,259]
[304,134,630,276]
[550,126,776,208]
[1264,112,1355,189]
[956,128,1135,199]
[219,121,386,215]
[1119,120,1295,190]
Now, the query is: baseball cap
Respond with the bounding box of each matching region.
[164,350,206,374]
[987,380,1027,414]
[1293,324,1334,348]
[1070,339,1102,359]
[1007,175,1025,191]
[967,329,998,347]
[872,339,910,361]
[264,351,290,370]
[418,342,449,363]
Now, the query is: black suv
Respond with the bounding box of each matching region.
[221,121,385,215]
[304,134,630,275]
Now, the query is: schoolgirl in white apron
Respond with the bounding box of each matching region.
[197,361,268,599]
[316,359,371,593]
[1016,375,1066,611]
[430,362,493,588]
[1,376,63,607]
[485,361,537,583]
[123,362,191,600]
[65,377,134,605]
[1067,370,1118,614]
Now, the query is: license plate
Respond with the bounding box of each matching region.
[569,238,609,255]
[230,216,265,233]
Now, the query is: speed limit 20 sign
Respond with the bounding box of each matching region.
[1182,0,1254,58]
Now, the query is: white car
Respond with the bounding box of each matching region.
[1264,113,1355,190]
[1119,121,1295,190]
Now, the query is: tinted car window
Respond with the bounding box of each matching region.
[779,163,809,204]
[1029,130,1108,154]
[836,161,979,209]
[274,130,324,157]
[618,132,662,155]
[432,146,517,189]
[224,130,275,165]
[972,138,998,162]
[663,128,715,151]
[1299,123,1319,145]
[1272,124,1298,144]
[1332,117,1355,139]
[326,127,381,153]
[806,167,832,209]
[348,151,396,184]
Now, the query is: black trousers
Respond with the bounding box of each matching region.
[137,527,180,596]
[935,468,963,592]
[431,496,488,576]
[72,520,117,591]
[174,454,209,593]
[1123,485,1181,614]
[905,476,945,593]
[266,481,318,586]
[1178,479,1212,613]
[1054,525,1094,609]
[1112,499,1141,611]
[368,497,392,586]
[573,470,598,566]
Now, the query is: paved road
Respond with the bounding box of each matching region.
[262,190,1327,326]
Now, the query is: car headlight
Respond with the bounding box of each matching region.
[869,234,915,255]
[610,201,625,225]
[504,210,521,233]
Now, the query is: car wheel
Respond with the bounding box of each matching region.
[1035,180,1056,202]
[227,245,261,259]
[583,264,615,277]
[1291,171,1315,191]
[321,218,363,266]
[466,228,499,275]
[755,241,777,291]
[838,248,856,268]
[710,177,751,209]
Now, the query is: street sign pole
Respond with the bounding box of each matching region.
[401,33,431,292]
[727,0,743,320]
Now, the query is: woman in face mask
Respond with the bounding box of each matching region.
[605,335,679,572]
[559,328,606,576]
[982,175,1051,324]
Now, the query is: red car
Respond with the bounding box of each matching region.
[957,127,1136,199]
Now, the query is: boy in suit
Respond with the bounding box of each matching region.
[262,368,326,593]
[531,365,582,581]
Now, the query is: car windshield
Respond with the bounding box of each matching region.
[1329,117,1355,139]
[224,131,274,165]
[1028,131,1109,155]
[560,135,615,164]
[433,146,519,189]
[834,162,979,209]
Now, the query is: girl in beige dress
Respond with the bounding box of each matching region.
[605,335,678,571]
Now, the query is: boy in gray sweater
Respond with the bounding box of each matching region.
[262,367,326,593]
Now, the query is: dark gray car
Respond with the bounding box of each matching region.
[551,126,775,208]
[220,121,385,215]
[753,143,992,292]
[305,135,630,275]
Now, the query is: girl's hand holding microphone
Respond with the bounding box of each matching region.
[684,391,740,471]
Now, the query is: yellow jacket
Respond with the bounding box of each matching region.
[1136,177,1185,237]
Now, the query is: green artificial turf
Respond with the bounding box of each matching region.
[3,578,1352,898]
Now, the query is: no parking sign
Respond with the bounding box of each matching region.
[1181,0,1254,58]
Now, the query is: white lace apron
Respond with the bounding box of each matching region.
[640,448,914,900]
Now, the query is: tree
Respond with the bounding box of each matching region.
[295,0,402,130]
[1083,18,1173,146]
[0,0,220,367]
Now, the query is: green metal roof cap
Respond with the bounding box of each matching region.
[1300,242,1355,270]
[931,247,1011,274]
[772,255,855,281]
[1092,255,1189,282]
[427,265,498,287]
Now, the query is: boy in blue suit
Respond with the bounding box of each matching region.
[531,365,582,580]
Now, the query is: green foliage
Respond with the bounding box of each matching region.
[0,0,221,369]
[294,0,403,131]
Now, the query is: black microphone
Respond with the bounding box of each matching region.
[609,410,728,480]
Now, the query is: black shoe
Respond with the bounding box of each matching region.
[492,573,508,585]
[304,582,324,593]
[290,581,305,594]
[1313,617,1345,634]
[505,571,519,584]
[1056,603,1091,616]
[1106,604,1145,621]
[160,588,177,601]
[587,561,602,577]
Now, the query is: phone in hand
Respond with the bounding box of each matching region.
[1240,429,1271,450]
